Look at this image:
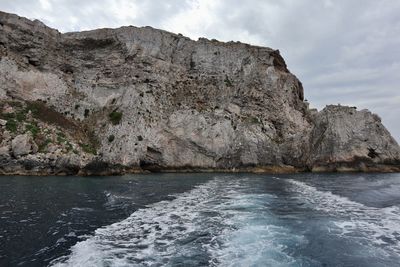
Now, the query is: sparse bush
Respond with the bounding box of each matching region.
[224,76,233,87]
[6,119,17,133]
[26,101,77,131]
[190,60,196,69]
[26,102,41,116]
[84,109,90,118]
[38,138,52,153]
[80,143,97,155]
[108,134,115,143]
[65,141,73,152]
[56,132,66,144]
[16,110,27,122]
[109,111,123,125]
[25,122,40,137]
[249,117,260,124]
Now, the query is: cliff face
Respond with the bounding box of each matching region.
[0,11,399,175]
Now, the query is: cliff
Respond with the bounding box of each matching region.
[0,11,399,175]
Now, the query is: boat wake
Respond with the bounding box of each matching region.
[50,176,400,266]
[50,177,312,267]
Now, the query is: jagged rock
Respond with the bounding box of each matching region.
[0,10,399,175]
[0,119,7,126]
[11,134,34,157]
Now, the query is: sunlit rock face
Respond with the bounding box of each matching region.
[0,11,399,175]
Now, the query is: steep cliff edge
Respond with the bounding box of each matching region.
[0,11,399,175]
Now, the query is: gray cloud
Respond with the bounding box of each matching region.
[1,0,399,141]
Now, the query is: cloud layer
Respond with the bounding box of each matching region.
[1,0,399,141]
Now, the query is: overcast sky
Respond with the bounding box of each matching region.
[1,0,399,141]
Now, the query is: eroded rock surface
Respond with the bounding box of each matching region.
[0,11,399,175]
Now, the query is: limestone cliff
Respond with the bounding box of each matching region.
[0,11,399,175]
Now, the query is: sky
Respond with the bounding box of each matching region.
[1,0,399,141]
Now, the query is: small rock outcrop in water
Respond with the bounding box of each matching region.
[0,11,399,175]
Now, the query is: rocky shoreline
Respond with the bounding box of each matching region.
[0,11,399,175]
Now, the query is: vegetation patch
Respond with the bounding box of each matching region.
[190,60,196,69]
[16,110,27,122]
[38,138,52,153]
[25,122,40,137]
[6,119,17,133]
[26,101,79,132]
[109,110,123,125]
[79,143,97,155]
[1,100,100,156]
[224,76,233,87]
[56,132,67,144]
[1,112,15,120]
[108,134,115,143]
[26,101,41,116]
[65,141,73,152]
[248,116,261,124]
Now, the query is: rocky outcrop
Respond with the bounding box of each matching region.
[11,134,35,157]
[0,11,399,175]
[309,105,400,172]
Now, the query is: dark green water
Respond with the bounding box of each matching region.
[1,173,400,266]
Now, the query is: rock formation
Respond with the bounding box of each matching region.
[0,11,399,175]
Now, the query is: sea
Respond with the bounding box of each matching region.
[1,173,400,266]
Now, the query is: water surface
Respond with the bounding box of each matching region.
[1,173,400,266]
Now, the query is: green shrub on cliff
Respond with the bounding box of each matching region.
[38,138,52,153]
[6,119,17,133]
[15,110,27,122]
[224,76,233,87]
[109,111,122,125]
[26,101,41,116]
[248,116,260,124]
[80,143,97,155]
[25,122,40,137]
[56,132,66,144]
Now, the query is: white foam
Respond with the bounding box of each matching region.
[286,179,400,255]
[207,193,312,267]
[71,207,94,212]
[104,191,134,209]
[51,178,309,267]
